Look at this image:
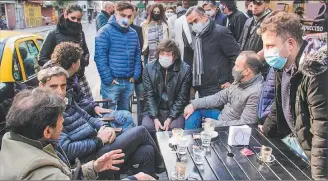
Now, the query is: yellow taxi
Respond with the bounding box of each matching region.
[0,30,43,84]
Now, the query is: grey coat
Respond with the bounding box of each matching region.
[191,74,263,127]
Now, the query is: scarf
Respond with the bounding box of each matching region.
[192,19,212,86]
[148,21,163,62]
[57,15,82,37]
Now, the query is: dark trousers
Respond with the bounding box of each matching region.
[142,115,185,141]
[83,126,163,178]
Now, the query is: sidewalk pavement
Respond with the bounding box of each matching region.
[16,20,90,34]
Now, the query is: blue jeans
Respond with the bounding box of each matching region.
[101,79,135,111]
[282,135,309,162]
[184,109,220,130]
[102,110,135,133]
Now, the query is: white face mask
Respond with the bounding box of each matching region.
[166,12,174,19]
[158,56,173,68]
[205,10,216,17]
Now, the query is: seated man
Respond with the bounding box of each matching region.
[37,66,164,178]
[45,42,135,132]
[142,39,192,137]
[184,51,264,129]
[0,87,154,180]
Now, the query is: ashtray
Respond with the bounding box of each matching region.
[257,154,276,163]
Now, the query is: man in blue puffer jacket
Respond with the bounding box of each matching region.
[95,2,141,111]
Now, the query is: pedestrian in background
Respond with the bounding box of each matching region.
[142,3,170,64]
[219,0,248,42]
[96,1,115,32]
[38,3,93,100]
[95,2,141,111]
[166,6,177,38]
[202,0,227,26]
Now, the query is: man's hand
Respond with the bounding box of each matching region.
[106,127,116,143]
[93,149,125,173]
[134,172,156,180]
[94,106,113,117]
[220,82,231,89]
[129,78,135,83]
[154,118,164,132]
[97,126,112,144]
[163,118,172,131]
[184,104,195,120]
[112,80,120,85]
[258,125,264,132]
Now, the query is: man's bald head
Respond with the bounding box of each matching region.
[103,1,115,15]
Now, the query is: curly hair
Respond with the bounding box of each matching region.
[155,39,181,61]
[51,42,83,70]
[257,10,304,45]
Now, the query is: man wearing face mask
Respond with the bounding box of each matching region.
[95,2,141,111]
[142,39,192,139]
[185,6,240,98]
[257,11,328,180]
[202,0,227,26]
[238,0,272,78]
[184,51,263,129]
[96,2,115,32]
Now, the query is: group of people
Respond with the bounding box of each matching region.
[0,0,327,180]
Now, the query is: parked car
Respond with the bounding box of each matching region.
[0,31,44,149]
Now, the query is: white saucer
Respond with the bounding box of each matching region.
[171,171,189,180]
[201,131,218,139]
[257,154,276,163]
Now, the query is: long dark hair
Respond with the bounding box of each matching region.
[146,3,167,25]
[65,4,83,14]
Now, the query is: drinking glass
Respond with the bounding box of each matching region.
[202,121,215,134]
[192,145,205,164]
[172,128,184,142]
[260,145,272,162]
[175,162,187,180]
[201,131,211,147]
[177,137,188,154]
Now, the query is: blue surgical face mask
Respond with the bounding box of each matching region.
[116,15,129,28]
[264,42,290,69]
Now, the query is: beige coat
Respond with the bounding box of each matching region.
[0,132,97,180]
[141,21,170,54]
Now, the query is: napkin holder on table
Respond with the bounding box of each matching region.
[228,125,252,146]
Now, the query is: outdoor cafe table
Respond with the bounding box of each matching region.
[156,126,312,180]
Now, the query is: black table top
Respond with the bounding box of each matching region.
[156,127,312,180]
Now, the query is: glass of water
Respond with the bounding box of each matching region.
[202,121,215,134]
[260,145,272,162]
[201,131,212,147]
[177,137,188,154]
[175,162,187,180]
[193,145,205,165]
[172,128,184,142]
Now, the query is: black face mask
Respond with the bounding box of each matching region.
[110,11,115,15]
[65,18,81,31]
[247,10,253,17]
[152,13,161,21]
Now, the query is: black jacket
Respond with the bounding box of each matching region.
[194,19,240,97]
[143,59,192,121]
[227,10,248,42]
[238,10,272,78]
[262,34,328,180]
[38,16,90,76]
[131,24,144,83]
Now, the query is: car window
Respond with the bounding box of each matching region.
[0,42,4,66]
[36,39,43,48]
[18,40,39,79]
[12,50,23,81]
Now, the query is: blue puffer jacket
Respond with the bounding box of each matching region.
[58,92,107,163]
[258,67,275,124]
[94,15,141,85]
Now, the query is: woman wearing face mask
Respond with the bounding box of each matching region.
[142,39,191,140]
[38,4,92,99]
[142,3,170,64]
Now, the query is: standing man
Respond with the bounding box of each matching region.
[258,11,327,180]
[202,0,227,26]
[219,0,248,41]
[239,0,272,78]
[96,1,115,32]
[185,6,240,98]
[95,2,141,111]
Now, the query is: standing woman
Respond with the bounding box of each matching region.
[142,3,170,65]
[38,4,93,99]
